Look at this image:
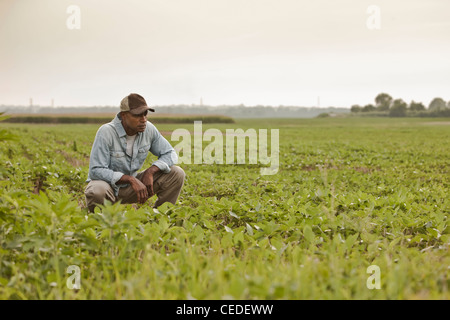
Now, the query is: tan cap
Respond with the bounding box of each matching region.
[120,93,155,115]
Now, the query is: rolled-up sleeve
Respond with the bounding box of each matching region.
[89,127,124,188]
[149,126,178,173]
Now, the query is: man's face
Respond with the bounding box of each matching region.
[121,110,148,134]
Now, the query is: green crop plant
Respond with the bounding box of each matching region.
[0,117,448,299]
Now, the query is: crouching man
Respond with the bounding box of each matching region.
[85,93,185,212]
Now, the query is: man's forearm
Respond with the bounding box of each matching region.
[117,166,159,185]
[117,174,137,185]
[144,165,160,175]
[117,174,149,204]
[90,166,124,188]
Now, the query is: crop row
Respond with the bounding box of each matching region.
[0,119,449,299]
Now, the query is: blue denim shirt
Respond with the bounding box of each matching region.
[86,113,178,195]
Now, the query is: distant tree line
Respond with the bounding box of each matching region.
[0,105,350,119]
[4,115,234,124]
[350,93,450,117]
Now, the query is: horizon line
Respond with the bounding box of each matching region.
[0,104,350,109]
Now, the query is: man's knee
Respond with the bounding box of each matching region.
[85,181,115,210]
[170,166,186,186]
[85,180,111,200]
[153,166,185,208]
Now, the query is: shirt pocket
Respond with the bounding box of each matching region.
[136,145,150,164]
[110,151,126,170]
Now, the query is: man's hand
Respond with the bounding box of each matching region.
[129,178,149,204]
[117,175,149,204]
[141,165,160,197]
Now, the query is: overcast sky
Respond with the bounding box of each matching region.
[0,0,449,108]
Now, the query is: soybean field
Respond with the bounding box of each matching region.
[0,117,449,299]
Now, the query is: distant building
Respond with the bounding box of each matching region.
[29,98,38,113]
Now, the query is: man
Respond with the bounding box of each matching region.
[84,93,185,212]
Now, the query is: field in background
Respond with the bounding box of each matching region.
[0,117,449,299]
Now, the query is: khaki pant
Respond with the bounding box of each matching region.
[84,166,185,212]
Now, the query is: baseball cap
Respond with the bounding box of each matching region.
[120,93,155,115]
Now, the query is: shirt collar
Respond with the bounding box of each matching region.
[113,113,127,138]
